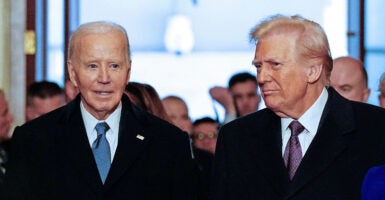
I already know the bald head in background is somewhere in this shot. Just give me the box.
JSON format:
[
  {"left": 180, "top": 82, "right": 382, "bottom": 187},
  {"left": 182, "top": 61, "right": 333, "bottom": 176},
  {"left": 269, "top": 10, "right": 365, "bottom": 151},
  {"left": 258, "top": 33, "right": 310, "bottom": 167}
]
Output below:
[
  {"left": 330, "top": 56, "right": 370, "bottom": 102},
  {"left": 162, "top": 96, "right": 193, "bottom": 135}
]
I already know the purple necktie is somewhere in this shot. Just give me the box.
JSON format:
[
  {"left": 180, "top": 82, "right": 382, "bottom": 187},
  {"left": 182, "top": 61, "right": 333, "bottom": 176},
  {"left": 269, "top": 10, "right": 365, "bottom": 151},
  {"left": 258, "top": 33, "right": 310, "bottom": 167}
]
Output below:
[{"left": 283, "top": 120, "right": 305, "bottom": 180}]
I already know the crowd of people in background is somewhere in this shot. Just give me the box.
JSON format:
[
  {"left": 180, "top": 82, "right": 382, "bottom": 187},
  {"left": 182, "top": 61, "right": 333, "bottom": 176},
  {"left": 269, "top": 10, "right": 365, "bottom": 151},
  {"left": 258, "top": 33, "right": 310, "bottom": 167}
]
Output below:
[{"left": 1, "top": 14, "right": 385, "bottom": 199}]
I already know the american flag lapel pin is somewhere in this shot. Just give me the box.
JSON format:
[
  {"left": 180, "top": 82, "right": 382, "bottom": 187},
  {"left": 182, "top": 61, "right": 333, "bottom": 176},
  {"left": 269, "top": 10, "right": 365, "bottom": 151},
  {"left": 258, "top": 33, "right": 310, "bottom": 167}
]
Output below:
[{"left": 136, "top": 134, "right": 145, "bottom": 140}]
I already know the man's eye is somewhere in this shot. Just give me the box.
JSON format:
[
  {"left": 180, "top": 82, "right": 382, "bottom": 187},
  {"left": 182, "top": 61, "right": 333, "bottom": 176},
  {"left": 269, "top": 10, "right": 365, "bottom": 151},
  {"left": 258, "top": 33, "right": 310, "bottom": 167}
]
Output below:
[
  {"left": 341, "top": 86, "right": 351, "bottom": 92},
  {"left": 252, "top": 61, "right": 262, "bottom": 69},
  {"left": 88, "top": 64, "right": 97, "bottom": 69},
  {"left": 233, "top": 95, "right": 242, "bottom": 100},
  {"left": 248, "top": 92, "right": 257, "bottom": 98},
  {"left": 271, "top": 62, "right": 281, "bottom": 68},
  {"left": 111, "top": 64, "right": 119, "bottom": 69}
]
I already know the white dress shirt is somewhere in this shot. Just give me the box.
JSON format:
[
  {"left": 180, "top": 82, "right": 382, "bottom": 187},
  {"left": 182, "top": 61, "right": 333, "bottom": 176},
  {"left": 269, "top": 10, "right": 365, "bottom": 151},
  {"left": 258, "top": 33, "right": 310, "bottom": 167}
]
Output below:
[
  {"left": 281, "top": 88, "right": 328, "bottom": 156},
  {"left": 81, "top": 101, "right": 122, "bottom": 162}
]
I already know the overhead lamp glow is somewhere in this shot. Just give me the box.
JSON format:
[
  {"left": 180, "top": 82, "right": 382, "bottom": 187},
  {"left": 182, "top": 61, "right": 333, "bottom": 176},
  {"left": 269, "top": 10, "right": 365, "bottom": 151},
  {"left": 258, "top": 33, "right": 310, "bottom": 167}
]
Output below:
[{"left": 164, "top": 14, "right": 195, "bottom": 55}]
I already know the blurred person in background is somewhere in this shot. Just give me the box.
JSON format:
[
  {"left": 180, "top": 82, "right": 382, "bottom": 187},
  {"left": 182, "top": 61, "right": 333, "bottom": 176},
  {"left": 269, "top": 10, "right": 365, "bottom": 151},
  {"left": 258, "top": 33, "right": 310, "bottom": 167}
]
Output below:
[
  {"left": 125, "top": 82, "right": 169, "bottom": 121},
  {"left": 26, "top": 80, "right": 65, "bottom": 121},
  {"left": 162, "top": 95, "right": 193, "bottom": 136},
  {"left": 0, "top": 90, "right": 13, "bottom": 142},
  {"left": 0, "top": 89, "right": 14, "bottom": 195},
  {"left": 378, "top": 72, "right": 385, "bottom": 108},
  {"left": 192, "top": 117, "right": 218, "bottom": 154},
  {"left": 361, "top": 163, "right": 385, "bottom": 200},
  {"left": 162, "top": 95, "right": 213, "bottom": 200},
  {"left": 210, "top": 72, "right": 260, "bottom": 124},
  {"left": 330, "top": 56, "right": 370, "bottom": 102}
]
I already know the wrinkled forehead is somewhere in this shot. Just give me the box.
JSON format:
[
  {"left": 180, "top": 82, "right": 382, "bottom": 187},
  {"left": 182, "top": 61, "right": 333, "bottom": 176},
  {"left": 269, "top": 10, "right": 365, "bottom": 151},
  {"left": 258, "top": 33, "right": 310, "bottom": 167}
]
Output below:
[
  {"left": 69, "top": 24, "right": 129, "bottom": 59},
  {"left": 75, "top": 30, "right": 127, "bottom": 48},
  {"left": 255, "top": 33, "right": 300, "bottom": 61},
  {"left": 256, "top": 30, "right": 300, "bottom": 48}
]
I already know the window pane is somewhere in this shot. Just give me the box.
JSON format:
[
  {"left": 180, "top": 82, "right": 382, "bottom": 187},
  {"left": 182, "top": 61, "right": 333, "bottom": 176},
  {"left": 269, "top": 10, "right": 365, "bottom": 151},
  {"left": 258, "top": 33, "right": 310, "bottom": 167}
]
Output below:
[
  {"left": 365, "top": 0, "right": 385, "bottom": 106},
  {"left": 46, "top": 0, "right": 64, "bottom": 87}
]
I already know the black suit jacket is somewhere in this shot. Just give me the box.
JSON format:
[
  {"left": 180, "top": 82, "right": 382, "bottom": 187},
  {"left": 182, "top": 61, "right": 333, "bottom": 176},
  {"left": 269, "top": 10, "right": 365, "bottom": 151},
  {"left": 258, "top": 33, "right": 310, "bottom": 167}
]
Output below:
[
  {"left": 193, "top": 147, "right": 213, "bottom": 200},
  {"left": 5, "top": 95, "right": 199, "bottom": 200},
  {"left": 211, "top": 88, "right": 385, "bottom": 200},
  {"left": 0, "top": 143, "right": 6, "bottom": 198}
]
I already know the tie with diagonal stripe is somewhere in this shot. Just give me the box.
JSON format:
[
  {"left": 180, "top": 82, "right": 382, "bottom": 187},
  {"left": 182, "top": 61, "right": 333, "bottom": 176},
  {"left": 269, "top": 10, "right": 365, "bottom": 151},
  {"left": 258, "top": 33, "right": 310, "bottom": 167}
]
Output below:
[
  {"left": 283, "top": 120, "right": 305, "bottom": 180},
  {"left": 92, "top": 122, "right": 111, "bottom": 184}
]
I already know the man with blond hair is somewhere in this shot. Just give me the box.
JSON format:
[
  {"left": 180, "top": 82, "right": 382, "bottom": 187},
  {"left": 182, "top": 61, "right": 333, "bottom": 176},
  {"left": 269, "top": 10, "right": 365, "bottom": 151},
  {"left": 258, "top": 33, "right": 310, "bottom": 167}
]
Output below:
[{"left": 211, "top": 15, "right": 385, "bottom": 199}]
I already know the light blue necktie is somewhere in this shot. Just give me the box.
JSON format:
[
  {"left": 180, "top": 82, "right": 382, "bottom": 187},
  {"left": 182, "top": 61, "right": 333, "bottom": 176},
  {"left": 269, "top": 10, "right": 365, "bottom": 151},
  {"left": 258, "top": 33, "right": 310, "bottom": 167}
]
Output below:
[{"left": 92, "top": 122, "right": 111, "bottom": 184}]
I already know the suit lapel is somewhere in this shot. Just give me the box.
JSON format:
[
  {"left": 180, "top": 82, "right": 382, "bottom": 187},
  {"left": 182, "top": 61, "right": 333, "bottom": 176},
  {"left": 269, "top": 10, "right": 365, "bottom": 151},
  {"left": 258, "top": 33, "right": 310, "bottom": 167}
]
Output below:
[
  {"left": 103, "top": 96, "right": 153, "bottom": 190},
  {"left": 59, "top": 95, "right": 155, "bottom": 193},
  {"left": 286, "top": 88, "right": 355, "bottom": 198},
  {"left": 61, "top": 96, "right": 103, "bottom": 192},
  {"left": 248, "top": 110, "right": 290, "bottom": 196}
]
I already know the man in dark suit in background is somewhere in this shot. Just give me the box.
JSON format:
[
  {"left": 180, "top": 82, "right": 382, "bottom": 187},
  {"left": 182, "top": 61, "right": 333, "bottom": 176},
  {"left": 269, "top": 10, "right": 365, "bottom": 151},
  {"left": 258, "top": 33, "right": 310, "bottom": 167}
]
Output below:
[
  {"left": 5, "top": 21, "right": 198, "bottom": 199},
  {"left": 211, "top": 15, "right": 385, "bottom": 200},
  {"left": 162, "top": 95, "right": 213, "bottom": 200},
  {"left": 26, "top": 80, "right": 65, "bottom": 121}
]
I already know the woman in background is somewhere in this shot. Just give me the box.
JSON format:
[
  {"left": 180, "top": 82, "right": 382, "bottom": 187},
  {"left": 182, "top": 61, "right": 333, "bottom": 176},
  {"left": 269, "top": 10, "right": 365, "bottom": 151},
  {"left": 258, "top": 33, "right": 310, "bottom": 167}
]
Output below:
[
  {"left": 362, "top": 165, "right": 385, "bottom": 200},
  {"left": 125, "top": 82, "right": 169, "bottom": 121}
]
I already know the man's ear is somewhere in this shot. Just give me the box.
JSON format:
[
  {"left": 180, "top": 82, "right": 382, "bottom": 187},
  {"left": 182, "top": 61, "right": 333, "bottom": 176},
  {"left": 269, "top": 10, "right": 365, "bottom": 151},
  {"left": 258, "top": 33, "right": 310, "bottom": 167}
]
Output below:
[
  {"left": 26, "top": 106, "right": 35, "bottom": 121},
  {"left": 363, "top": 88, "right": 371, "bottom": 102},
  {"left": 307, "top": 63, "right": 323, "bottom": 84},
  {"left": 67, "top": 60, "right": 78, "bottom": 87},
  {"left": 126, "top": 60, "right": 132, "bottom": 84}
]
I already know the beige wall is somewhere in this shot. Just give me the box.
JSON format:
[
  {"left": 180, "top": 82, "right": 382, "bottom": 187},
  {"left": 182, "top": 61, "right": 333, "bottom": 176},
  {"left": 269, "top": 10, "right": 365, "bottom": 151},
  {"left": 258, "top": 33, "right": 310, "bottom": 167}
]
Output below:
[
  {"left": 0, "top": 0, "right": 10, "bottom": 93},
  {"left": 1, "top": 0, "right": 26, "bottom": 132}
]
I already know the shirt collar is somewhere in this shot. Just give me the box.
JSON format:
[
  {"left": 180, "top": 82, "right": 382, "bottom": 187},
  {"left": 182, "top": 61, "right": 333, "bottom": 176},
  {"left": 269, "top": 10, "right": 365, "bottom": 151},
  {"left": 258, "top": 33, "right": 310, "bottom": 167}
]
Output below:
[
  {"left": 282, "top": 87, "right": 328, "bottom": 134},
  {"left": 80, "top": 101, "right": 122, "bottom": 137}
]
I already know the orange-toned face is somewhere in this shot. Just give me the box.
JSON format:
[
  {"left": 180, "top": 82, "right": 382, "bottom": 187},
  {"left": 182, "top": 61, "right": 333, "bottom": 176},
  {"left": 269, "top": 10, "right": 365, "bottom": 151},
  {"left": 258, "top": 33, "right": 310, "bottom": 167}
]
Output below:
[
  {"left": 68, "top": 31, "right": 131, "bottom": 120},
  {"left": 253, "top": 34, "right": 317, "bottom": 118}
]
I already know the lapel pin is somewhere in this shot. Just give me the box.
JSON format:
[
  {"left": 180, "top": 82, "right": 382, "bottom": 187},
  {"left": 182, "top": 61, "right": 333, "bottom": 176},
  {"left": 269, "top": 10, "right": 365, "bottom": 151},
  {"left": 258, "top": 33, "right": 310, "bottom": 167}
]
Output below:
[{"left": 136, "top": 134, "right": 145, "bottom": 140}]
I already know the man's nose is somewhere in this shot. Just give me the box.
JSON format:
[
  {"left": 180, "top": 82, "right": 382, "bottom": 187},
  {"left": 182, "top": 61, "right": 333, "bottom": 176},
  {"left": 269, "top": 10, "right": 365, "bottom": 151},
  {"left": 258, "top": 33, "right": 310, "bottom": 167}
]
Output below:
[{"left": 98, "top": 67, "right": 111, "bottom": 83}]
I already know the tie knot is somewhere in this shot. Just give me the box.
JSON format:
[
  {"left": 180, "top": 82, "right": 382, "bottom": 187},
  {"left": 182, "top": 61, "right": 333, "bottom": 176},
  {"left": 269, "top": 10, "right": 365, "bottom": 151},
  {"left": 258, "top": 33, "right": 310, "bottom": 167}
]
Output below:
[
  {"left": 95, "top": 122, "right": 110, "bottom": 136},
  {"left": 289, "top": 120, "right": 304, "bottom": 137}
]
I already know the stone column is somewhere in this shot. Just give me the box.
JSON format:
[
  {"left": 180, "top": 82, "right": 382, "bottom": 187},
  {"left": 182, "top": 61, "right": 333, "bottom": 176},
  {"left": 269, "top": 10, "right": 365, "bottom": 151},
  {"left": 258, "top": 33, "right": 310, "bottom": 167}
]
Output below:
[
  {"left": 0, "top": 0, "right": 11, "bottom": 92},
  {"left": 9, "top": 0, "right": 26, "bottom": 129}
]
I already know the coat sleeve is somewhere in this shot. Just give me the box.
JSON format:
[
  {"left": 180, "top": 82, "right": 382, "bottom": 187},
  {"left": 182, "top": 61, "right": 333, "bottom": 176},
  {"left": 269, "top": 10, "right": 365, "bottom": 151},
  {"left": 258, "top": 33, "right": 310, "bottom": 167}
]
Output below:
[
  {"left": 4, "top": 126, "right": 31, "bottom": 200},
  {"left": 210, "top": 127, "right": 229, "bottom": 200}
]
